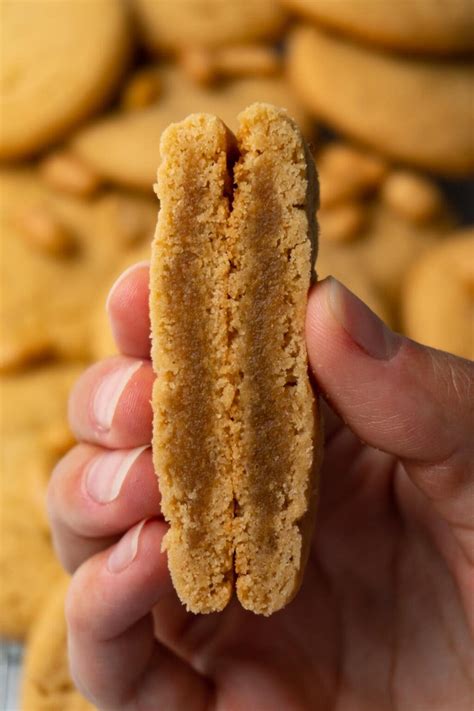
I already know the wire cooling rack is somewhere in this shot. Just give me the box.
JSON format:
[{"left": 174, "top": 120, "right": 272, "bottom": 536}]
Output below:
[{"left": 0, "top": 641, "right": 22, "bottom": 711}]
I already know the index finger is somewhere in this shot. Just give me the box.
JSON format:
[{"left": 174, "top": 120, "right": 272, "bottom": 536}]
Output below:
[{"left": 106, "top": 261, "right": 151, "bottom": 358}]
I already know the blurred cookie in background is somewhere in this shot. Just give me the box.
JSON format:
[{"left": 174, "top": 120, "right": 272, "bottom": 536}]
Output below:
[
  {"left": 287, "top": 25, "right": 474, "bottom": 175},
  {"left": 91, "top": 242, "right": 152, "bottom": 361},
  {"left": 21, "top": 575, "right": 95, "bottom": 711},
  {"left": 317, "top": 243, "right": 392, "bottom": 327},
  {"left": 72, "top": 66, "right": 312, "bottom": 192},
  {"left": 0, "top": 364, "right": 81, "bottom": 638},
  {"left": 0, "top": 170, "right": 156, "bottom": 368},
  {"left": 0, "top": 0, "right": 131, "bottom": 160},
  {"left": 283, "top": 0, "right": 474, "bottom": 54},
  {"left": 132, "top": 0, "right": 287, "bottom": 54},
  {"left": 403, "top": 229, "right": 474, "bottom": 360}
]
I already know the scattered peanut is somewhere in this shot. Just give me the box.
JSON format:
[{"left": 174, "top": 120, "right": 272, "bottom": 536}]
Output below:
[
  {"left": 121, "top": 69, "right": 162, "bottom": 111},
  {"left": 13, "top": 205, "right": 75, "bottom": 256},
  {"left": 318, "top": 143, "right": 388, "bottom": 208},
  {"left": 180, "top": 44, "right": 281, "bottom": 85},
  {"left": 39, "top": 151, "right": 102, "bottom": 197},
  {"left": 381, "top": 170, "right": 445, "bottom": 223},
  {"left": 0, "top": 337, "right": 54, "bottom": 373},
  {"left": 319, "top": 202, "right": 368, "bottom": 243},
  {"left": 180, "top": 48, "right": 216, "bottom": 85}
]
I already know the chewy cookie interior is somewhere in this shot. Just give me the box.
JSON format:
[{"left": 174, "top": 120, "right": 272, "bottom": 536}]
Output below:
[{"left": 150, "top": 103, "right": 320, "bottom": 616}]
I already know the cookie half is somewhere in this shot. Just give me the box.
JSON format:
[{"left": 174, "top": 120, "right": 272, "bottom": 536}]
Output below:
[
  {"left": 150, "top": 114, "right": 235, "bottom": 613},
  {"left": 150, "top": 104, "right": 320, "bottom": 616},
  {"left": 228, "top": 104, "right": 319, "bottom": 615}
]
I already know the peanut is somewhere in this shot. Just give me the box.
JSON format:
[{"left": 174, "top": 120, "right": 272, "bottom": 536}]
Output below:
[
  {"left": 381, "top": 170, "right": 445, "bottom": 223},
  {"left": 180, "top": 48, "right": 216, "bottom": 86},
  {"left": 40, "top": 151, "right": 102, "bottom": 197},
  {"left": 42, "top": 420, "right": 76, "bottom": 458},
  {"left": 0, "top": 337, "right": 54, "bottom": 373},
  {"left": 319, "top": 203, "right": 368, "bottom": 243},
  {"left": 180, "top": 44, "right": 281, "bottom": 86},
  {"left": 318, "top": 143, "right": 388, "bottom": 208},
  {"left": 121, "top": 69, "right": 162, "bottom": 111},
  {"left": 13, "top": 205, "right": 75, "bottom": 256}
]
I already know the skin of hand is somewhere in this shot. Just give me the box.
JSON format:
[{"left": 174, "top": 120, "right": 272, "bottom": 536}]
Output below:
[{"left": 47, "top": 262, "right": 474, "bottom": 711}]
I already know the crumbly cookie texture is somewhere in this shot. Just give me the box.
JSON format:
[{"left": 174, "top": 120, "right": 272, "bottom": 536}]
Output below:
[
  {"left": 21, "top": 575, "right": 95, "bottom": 711},
  {"left": 229, "top": 104, "right": 319, "bottom": 615},
  {"left": 151, "top": 114, "right": 235, "bottom": 614},
  {"left": 0, "top": 0, "right": 130, "bottom": 159},
  {"left": 287, "top": 24, "right": 474, "bottom": 175},
  {"left": 150, "top": 104, "right": 320, "bottom": 616},
  {"left": 402, "top": 229, "right": 474, "bottom": 360}
]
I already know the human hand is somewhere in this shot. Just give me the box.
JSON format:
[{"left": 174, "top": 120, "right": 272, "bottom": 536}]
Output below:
[{"left": 48, "top": 263, "right": 474, "bottom": 710}]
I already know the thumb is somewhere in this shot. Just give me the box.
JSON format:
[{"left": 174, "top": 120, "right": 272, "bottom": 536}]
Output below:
[{"left": 306, "top": 277, "right": 473, "bottom": 551}]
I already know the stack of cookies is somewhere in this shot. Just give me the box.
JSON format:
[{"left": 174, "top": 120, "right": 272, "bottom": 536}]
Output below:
[
  {"left": 283, "top": 0, "right": 473, "bottom": 343},
  {"left": 0, "top": 1, "right": 472, "bottom": 709}
]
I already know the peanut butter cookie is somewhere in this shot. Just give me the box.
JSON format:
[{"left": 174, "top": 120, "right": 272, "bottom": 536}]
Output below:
[
  {"left": 0, "top": 0, "right": 129, "bottom": 159},
  {"left": 21, "top": 575, "right": 95, "bottom": 711},
  {"left": 283, "top": 0, "right": 474, "bottom": 54},
  {"left": 287, "top": 25, "right": 474, "bottom": 175},
  {"left": 150, "top": 104, "right": 320, "bottom": 616},
  {"left": 402, "top": 229, "right": 474, "bottom": 359}
]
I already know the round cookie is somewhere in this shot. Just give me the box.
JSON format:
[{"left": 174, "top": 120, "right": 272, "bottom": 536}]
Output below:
[
  {"left": 287, "top": 25, "right": 474, "bottom": 175},
  {"left": 0, "top": 0, "right": 130, "bottom": 160},
  {"left": 21, "top": 575, "right": 95, "bottom": 711},
  {"left": 0, "top": 364, "right": 81, "bottom": 639},
  {"left": 132, "top": 0, "right": 287, "bottom": 53},
  {"left": 0, "top": 170, "right": 156, "bottom": 367},
  {"left": 72, "top": 66, "right": 312, "bottom": 191},
  {"left": 283, "top": 0, "right": 474, "bottom": 54},
  {"left": 402, "top": 229, "right": 474, "bottom": 360}
]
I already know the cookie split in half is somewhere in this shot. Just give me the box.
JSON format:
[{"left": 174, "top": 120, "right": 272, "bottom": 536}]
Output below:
[{"left": 150, "top": 103, "right": 320, "bottom": 616}]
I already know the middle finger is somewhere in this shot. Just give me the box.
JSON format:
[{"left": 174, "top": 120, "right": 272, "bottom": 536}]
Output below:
[
  {"left": 68, "top": 355, "right": 154, "bottom": 449},
  {"left": 48, "top": 443, "right": 161, "bottom": 573}
]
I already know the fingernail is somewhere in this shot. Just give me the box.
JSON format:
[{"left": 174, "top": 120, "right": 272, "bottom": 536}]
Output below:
[
  {"left": 85, "top": 445, "right": 149, "bottom": 504},
  {"left": 105, "top": 261, "right": 150, "bottom": 314},
  {"left": 326, "top": 277, "right": 400, "bottom": 360},
  {"left": 93, "top": 360, "right": 143, "bottom": 431},
  {"left": 107, "top": 519, "right": 148, "bottom": 574}
]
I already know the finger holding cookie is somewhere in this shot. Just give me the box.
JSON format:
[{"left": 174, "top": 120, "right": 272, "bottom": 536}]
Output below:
[
  {"left": 47, "top": 443, "right": 159, "bottom": 573},
  {"left": 307, "top": 278, "right": 474, "bottom": 577}
]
